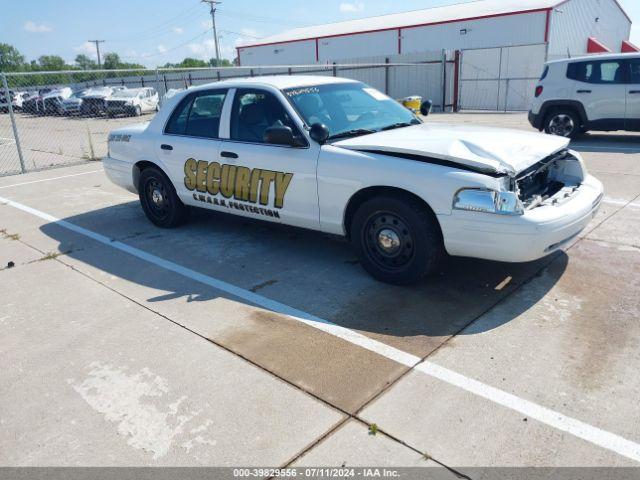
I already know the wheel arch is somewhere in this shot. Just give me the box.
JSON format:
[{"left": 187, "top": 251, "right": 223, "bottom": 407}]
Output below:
[
  {"left": 133, "top": 160, "right": 170, "bottom": 192},
  {"left": 343, "top": 186, "right": 441, "bottom": 239},
  {"left": 540, "top": 100, "right": 588, "bottom": 126}
]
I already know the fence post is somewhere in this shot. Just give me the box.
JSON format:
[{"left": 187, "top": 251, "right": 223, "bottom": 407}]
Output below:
[
  {"left": 141, "top": 76, "right": 145, "bottom": 87},
  {"left": 504, "top": 78, "right": 510, "bottom": 113},
  {"left": 155, "top": 68, "right": 162, "bottom": 107},
  {"left": 441, "top": 49, "right": 447, "bottom": 113},
  {"left": 332, "top": 62, "right": 337, "bottom": 77},
  {"left": 384, "top": 58, "right": 390, "bottom": 95},
  {"left": 188, "top": 73, "right": 193, "bottom": 86},
  {"left": 1, "top": 73, "right": 26, "bottom": 174}
]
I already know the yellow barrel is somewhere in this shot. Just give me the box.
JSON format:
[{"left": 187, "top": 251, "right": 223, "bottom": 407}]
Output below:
[{"left": 402, "top": 96, "right": 422, "bottom": 113}]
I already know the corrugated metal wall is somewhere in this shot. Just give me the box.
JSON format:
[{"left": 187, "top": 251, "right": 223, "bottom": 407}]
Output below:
[
  {"left": 401, "top": 11, "right": 547, "bottom": 54},
  {"left": 548, "top": 0, "right": 632, "bottom": 60},
  {"left": 238, "top": 11, "right": 548, "bottom": 66}
]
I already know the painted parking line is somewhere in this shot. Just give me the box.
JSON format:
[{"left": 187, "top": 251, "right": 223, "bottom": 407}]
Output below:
[
  {"left": 0, "top": 170, "right": 102, "bottom": 189},
  {"left": 2, "top": 194, "right": 640, "bottom": 464}
]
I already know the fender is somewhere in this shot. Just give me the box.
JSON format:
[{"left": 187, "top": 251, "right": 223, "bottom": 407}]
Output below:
[{"left": 539, "top": 100, "right": 588, "bottom": 125}]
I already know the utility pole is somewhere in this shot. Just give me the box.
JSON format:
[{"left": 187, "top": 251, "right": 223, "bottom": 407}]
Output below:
[
  {"left": 88, "top": 40, "right": 105, "bottom": 69},
  {"left": 201, "top": 0, "right": 221, "bottom": 66}
]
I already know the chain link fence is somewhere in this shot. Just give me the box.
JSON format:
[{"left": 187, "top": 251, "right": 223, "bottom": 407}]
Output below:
[{"left": 1, "top": 57, "right": 454, "bottom": 177}]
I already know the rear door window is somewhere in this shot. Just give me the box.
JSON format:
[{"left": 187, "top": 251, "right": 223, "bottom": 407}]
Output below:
[
  {"left": 567, "top": 60, "right": 627, "bottom": 84},
  {"left": 165, "top": 90, "right": 227, "bottom": 138}
]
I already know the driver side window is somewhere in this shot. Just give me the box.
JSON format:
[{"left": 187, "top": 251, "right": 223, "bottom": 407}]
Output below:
[{"left": 230, "top": 89, "right": 299, "bottom": 144}]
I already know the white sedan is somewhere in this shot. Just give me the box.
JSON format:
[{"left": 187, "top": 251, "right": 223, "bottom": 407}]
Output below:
[{"left": 104, "top": 76, "right": 603, "bottom": 284}]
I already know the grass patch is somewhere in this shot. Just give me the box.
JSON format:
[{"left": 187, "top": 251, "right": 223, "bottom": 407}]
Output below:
[
  {"left": 5, "top": 233, "right": 19, "bottom": 241},
  {"left": 39, "top": 252, "right": 62, "bottom": 261},
  {"left": 368, "top": 423, "right": 378, "bottom": 436}
]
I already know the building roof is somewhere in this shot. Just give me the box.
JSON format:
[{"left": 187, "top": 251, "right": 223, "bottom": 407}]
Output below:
[
  {"left": 238, "top": 0, "right": 632, "bottom": 49},
  {"left": 238, "top": 0, "right": 561, "bottom": 49}
]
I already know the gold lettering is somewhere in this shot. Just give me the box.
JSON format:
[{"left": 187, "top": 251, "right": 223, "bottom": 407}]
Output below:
[
  {"left": 249, "top": 168, "right": 262, "bottom": 203},
  {"left": 206, "top": 162, "right": 221, "bottom": 195},
  {"left": 274, "top": 172, "right": 293, "bottom": 209},
  {"left": 258, "top": 170, "right": 276, "bottom": 206},
  {"left": 196, "top": 160, "right": 208, "bottom": 193},
  {"left": 184, "top": 158, "right": 197, "bottom": 190},
  {"left": 220, "top": 164, "right": 237, "bottom": 198},
  {"left": 234, "top": 166, "right": 251, "bottom": 202}
]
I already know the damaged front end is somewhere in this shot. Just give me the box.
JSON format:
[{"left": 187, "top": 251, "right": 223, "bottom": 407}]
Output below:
[
  {"left": 453, "top": 149, "right": 586, "bottom": 216},
  {"left": 514, "top": 149, "right": 585, "bottom": 211}
]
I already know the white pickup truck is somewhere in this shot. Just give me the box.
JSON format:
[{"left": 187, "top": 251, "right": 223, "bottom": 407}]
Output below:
[{"left": 104, "top": 76, "right": 603, "bottom": 284}]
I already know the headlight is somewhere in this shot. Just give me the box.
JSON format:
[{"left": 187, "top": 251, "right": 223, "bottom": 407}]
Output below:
[{"left": 453, "top": 189, "right": 524, "bottom": 216}]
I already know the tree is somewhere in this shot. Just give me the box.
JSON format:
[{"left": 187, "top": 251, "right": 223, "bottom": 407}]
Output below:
[
  {"left": 0, "top": 43, "right": 26, "bottom": 72},
  {"left": 75, "top": 54, "right": 97, "bottom": 70},
  {"left": 102, "top": 52, "right": 144, "bottom": 70},
  {"left": 103, "top": 52, "right": 121, "bottom": 70},
  {"left": 37, "top": 55, "right": 68, "bottom": 71},
  {"left": 209, "top": 58, "right": 232, "bottom": 67}
]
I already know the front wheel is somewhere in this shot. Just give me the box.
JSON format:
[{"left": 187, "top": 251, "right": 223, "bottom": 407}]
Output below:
[
  {"left": 544, "top": 109, "right": 581, "bottom": 138},
  {"left": 138, "top": 167, "right": 189, "bottom": 228},
  {"left": 350, "top": 195, "right": 443, "bottom": 285}
]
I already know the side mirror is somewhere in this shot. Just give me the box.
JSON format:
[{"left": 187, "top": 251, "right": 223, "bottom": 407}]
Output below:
[
  {"left": 309, "top": 123, "right": 330, "bottom": 144},
  {"left": 264, "top": 125, "right": 296, "bottom": 146},
  {"left": 420, "top": 100, "right": 433, "bottom": 117}
]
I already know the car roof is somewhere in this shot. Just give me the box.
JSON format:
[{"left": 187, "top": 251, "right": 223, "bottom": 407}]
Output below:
[
  {"left": 187, "top": 75, "right": 359, "bottom": 93},
  {"left": 547, "top": 52, "right": 640, "bottom": 65}
]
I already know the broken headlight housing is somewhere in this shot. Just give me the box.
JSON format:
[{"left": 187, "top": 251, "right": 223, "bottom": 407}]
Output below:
[{"left": 453, "top": 188, "right": 524, "bottom": 216}]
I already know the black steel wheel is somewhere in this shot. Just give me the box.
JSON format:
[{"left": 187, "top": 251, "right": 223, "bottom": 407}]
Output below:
[
  {"left": 351, "top": 194, "right": 443, "bottom": 285},
  {"left": 138, "top": 167, "right": 189, "bottom": 228}
]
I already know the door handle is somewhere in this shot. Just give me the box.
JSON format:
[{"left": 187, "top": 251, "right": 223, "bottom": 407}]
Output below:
[
  {"left": 576, "top": 90, "right": 592, "bottom": 94},
  {"left": 629, "top": 90, "right": 640, "bottom": 94},
  {"left": 221, "top": 151, "right": 238, "bottom": 159},
  {"left": 161, "top": 144, "right": 173, "bottom": 151}
]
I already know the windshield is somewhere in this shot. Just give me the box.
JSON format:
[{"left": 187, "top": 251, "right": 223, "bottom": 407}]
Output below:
[{"left": 284, "top": 82, "right": 420, "bottom": 140}]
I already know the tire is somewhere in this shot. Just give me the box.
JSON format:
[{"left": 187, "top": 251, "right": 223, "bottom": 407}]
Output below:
[
  {"left": 350, "top": 194, "right": 443, "bottom": 285},
  {"left": 134, "top": 105, "right": 142, "bottom": 117},
  {"left": 138, "top": 167, "right": 189, "bottom": 228},
  {"left": 544, "top": 109, "right": 581, "bottom": 138}
]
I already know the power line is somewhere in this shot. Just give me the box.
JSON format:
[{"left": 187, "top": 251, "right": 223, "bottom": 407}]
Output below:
[{"left": 124, "top": 28, "right": 212, "bottom": 59}]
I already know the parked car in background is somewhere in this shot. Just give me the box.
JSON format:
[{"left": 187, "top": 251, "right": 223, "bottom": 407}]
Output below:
[
  {"left": 60, "top": 90, "right": 89, "bottom": 115},
  {"left": 529, "top": 53, "right": 640, "bottom": 137},
  {"left": 42, "top": 87, "right": 74, "bottom": 115},
  {"left": 0, "top": 90, "right": 30, "bottom": 113},
  {"left": 22, "top": 88, "right": 54, "bottom": 114},
  {"left": 106, "top": 87, "right": 159, "bottom": 117},
  {"left": 80, "top": 86, "right": 121, "bottom": 116}
]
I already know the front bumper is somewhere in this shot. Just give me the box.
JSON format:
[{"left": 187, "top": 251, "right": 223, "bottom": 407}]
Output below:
[{"left": 438, "top": 174, "right": 603, "bottom": 263}]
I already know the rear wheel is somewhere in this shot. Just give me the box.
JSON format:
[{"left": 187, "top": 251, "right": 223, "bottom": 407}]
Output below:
[
  {"left": 138, "top": 167, "right": 189, "bottom": 228},
  {"left": 544, "top": 109, "right": 581, "bottom": 138},
  {"left": 350, "top": 195, "right": 443, "bottom": 285}
]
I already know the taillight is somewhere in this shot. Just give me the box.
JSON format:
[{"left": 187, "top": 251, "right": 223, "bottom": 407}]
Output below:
[{"left": 535, "top": 86, "right": 544, "bottom": 97}]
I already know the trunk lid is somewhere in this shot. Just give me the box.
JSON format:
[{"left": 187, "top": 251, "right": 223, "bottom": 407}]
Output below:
[{"left": 333, "top": 123, "right": 569, "bottom": 176}]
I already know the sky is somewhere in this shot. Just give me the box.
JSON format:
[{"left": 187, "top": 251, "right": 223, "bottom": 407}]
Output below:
[{"left": 1, "top": 0, "right": 639, "bottom": 68}]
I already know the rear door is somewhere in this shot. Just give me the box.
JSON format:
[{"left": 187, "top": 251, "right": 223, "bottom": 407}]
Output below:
[
  {"left": 627, "top": 58, "right": 640, "bottom": 130},
  {"left": 567, "top": 59, "right": 627, "bottom": 128},
  {"left": 155, "top": 88, "right": 229, "bottom": 206}
]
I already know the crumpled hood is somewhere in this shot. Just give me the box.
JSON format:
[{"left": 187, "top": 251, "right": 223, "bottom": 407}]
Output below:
[{"left": 334, "top": 123, "right": 570, "bottom": 176}]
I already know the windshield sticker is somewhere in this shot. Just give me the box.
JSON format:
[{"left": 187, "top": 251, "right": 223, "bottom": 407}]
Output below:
[
  {"left": 363, "top": 88, "right": 390, "bottom": 101},
  {"left": 285, "top": 87, "right": 320, "bottom": 97},
  {"left": 183, "top": 159, "right": 293, "bottom": 218}
]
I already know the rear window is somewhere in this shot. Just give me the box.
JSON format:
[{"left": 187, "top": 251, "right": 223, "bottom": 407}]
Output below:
[
  {"left": 566, "top": 60, "right": 626, "bottom": 84},
  {"left": 165, "top": 90, "right": 227, "bottom": 138}
]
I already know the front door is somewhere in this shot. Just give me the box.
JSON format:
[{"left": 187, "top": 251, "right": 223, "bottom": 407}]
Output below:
[{"left": 215, "top": 87, "right": 320, "bottom": 230}]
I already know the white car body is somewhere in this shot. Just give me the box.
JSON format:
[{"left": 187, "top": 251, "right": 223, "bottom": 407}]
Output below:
[
  {"left": 104, "top": 76, "right": 603, "bottom": 270},
  {"left": 106, "top": 87, "right": 159, "bottom": 117},
  {"left": 529, "top": 53, "right": 640, "bottom": 136}
]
